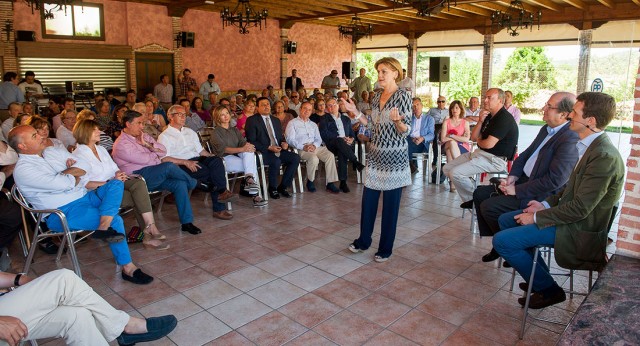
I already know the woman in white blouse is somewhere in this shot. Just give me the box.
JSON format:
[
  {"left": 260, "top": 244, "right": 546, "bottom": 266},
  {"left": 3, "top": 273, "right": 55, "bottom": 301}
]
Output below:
[
  {"left": 72, "top": 119, "right": 168, "bottom": 250},
  {"left": 27, "top": 116, "right": 66, "bottom": 151}
]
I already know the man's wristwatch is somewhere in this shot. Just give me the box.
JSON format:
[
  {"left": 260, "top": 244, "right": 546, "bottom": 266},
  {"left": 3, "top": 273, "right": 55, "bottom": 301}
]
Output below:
[{"left": 14, "top": 273, "right": 24, "bottom": 287}]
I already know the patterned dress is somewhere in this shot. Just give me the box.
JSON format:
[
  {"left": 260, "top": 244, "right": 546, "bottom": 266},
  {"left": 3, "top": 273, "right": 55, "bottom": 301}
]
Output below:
[{"left": 364, "top": 89, "right": 412, "bottom": 191}]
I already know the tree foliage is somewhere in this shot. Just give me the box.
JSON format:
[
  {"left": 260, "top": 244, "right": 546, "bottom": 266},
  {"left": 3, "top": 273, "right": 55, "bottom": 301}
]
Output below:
[{"left": 496, "top": 47, "right": 557, "bottom": 107}]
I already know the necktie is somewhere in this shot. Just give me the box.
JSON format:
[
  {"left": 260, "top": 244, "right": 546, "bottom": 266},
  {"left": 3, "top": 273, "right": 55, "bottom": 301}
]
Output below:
[{"left": 265, "top": 117, "right": 280, "bottom": 157}]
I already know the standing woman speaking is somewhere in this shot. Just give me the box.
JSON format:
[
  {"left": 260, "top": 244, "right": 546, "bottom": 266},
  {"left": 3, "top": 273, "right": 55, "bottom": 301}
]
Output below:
[{"left": 343, "top": 57, "right": 412, "bottom": 262}]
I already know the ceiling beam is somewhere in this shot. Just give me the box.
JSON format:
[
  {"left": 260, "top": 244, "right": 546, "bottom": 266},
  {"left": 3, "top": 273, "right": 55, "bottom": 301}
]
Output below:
[
  {"left": 593, "top": 0, "right": 614, "bottom": 8},
  {"left": 558, "top": 0, "right": 587, "bottom": 10},
  {"left": 524, "top": 0, "right": 562, "bottom": 11},
  {"left": 454, "top": 4, "right": 493, "bottom": 16}
]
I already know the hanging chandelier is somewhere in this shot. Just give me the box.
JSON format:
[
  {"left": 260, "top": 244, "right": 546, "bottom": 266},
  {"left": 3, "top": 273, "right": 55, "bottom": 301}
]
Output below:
[
  {"left": 338, "top": 16, "right": 373, "bottom": 44},
  {"left": 220, "top": 0, "right": 268, "bottom": 35},
  {"left": 392, "top": 0, "right": 455, "bottom": 17},
  {"left": 491, "top": 0, "right": 542, "bottom": 37},
  {"left": 23, "top": 0, "right": 74, "bottom": 18}
]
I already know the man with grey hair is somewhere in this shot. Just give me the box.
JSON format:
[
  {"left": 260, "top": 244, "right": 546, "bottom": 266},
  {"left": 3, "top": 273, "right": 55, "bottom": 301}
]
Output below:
[
  {"left": 473, "top": 92, "right": 579, "bottom": 264},
  {"left": 444, "top": 88, "right": 518, "bottom": 206}
]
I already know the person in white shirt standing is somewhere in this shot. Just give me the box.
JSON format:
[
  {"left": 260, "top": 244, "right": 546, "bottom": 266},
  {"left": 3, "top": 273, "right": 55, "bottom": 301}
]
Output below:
[
  {"left": 153, "top": 74, "right": 173, "bottom": 112},
  {"left": 158, "top": 105, "right": 237, "bottom": 220},
  {"left": 199, "top": 73, "right": 220, "bottom": 110}
]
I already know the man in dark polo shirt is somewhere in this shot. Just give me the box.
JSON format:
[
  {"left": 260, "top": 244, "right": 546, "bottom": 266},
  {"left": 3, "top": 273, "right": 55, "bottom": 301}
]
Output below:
[{"left": 443, "top": 88, "right": 518, "bottom": 206}]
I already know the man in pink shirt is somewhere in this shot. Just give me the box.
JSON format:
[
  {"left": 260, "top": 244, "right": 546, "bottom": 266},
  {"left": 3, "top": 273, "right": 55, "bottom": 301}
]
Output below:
[{"left": 111, "top": 110, "right": 204, "bottom": 235}]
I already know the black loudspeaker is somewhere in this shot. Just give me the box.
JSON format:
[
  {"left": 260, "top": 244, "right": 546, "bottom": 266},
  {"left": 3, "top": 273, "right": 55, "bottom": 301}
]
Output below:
[
  {"left": 16, "top": 30, "right": 36, "bottom": 42},
  {"left": 285, "top": 41, "right": 297, "bottom": 54},
  {"left": 429, "top": 57, "right": 450, "bottom": 83},
  {"left": 342, "top": 61, "right": 356, "bottom": 79},
  {"left": 181, "top": 32, "right": 195, "bottom": 48}
]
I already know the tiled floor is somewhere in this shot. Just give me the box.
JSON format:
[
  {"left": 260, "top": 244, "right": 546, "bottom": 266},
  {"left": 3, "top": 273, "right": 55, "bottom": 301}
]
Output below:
[{"left": 12, "top": 171, "right": 597, "bottom": 346}]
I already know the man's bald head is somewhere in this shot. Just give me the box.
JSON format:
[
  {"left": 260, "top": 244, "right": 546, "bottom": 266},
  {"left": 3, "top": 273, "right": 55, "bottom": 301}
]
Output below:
[{"left": 8, "top": 125, "right": 40, "bottom": 154}]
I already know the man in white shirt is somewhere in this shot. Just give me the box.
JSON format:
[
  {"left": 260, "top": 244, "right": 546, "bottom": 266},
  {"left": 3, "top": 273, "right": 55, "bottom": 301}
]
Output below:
[
  {"left": 465, "top": 96, "right": 480, "bottom": 126},
  {"left": 288, "top": 91, "right": 302, "bottom": 114},
  {"left": 9, "top": 125, "right": 155, "bottom": 285},
  {"left": 158, "top": 105, "right": 237, "bottom": 220},
  {"left": 18, "top": 71, "right": 44, "bottom": 101},
  {"left": 397, "top": 69, "right": 413, "bottom": 95},
  {"left": 285, "top": 102, "right": 340, "bottom": 193},
  {"left": 1, "top": 103, "right": 22, "bottom": 140}
]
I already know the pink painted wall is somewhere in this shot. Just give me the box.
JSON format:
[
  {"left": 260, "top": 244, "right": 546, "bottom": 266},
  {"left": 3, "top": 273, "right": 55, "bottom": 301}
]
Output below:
[
  {"left": 180, "top": 9, "right": 281, "bottom": 91},
  {"left": 287, "top": 23, "right": 353, "bottom": 89},
  {"left": 12, "top": 1, "right": 352, "bottom": 91}
]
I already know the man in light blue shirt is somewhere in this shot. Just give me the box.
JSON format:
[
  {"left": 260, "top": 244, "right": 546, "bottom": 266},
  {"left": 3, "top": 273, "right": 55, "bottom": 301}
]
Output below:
[{"left": 0, "top": 72, "right": 25, "bottom": 122}]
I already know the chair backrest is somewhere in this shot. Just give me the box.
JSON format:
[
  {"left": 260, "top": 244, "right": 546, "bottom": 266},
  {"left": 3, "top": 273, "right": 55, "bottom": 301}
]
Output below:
[{"left": 197, "top": 127, "right": 215, "bottom": 153}]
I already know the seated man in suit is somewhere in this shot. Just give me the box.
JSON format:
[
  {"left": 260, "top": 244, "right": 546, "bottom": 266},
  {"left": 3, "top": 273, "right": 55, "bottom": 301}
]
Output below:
[
  {"left": 9, "top": 125, "right": 154, "bottom": 285},
  {"left": 158, "top": 105, "right": 237, "bottom": 220},
  {"left": 407, "top": 97, "right": 435, "bottom": 174},
  {"left": 319, "top": 98, "right": 365, "bottom": 193},
  {"left": 494, "top": 92, "right": 624, "bottom": 309},
  {"left": 245, "top": 97, "right": 300, "bottom": 199},
  {"left": 476, "top": 92, "right": 579, "bottom": 263},
  {"left": 286, "top": 101, "right": 340, "bottom": 193},
  {"left": 0, "top": 269, "right": 176, "bottom": 345},
  {"left": 112, "top": 110, "right": 203, "bottom": 235}
]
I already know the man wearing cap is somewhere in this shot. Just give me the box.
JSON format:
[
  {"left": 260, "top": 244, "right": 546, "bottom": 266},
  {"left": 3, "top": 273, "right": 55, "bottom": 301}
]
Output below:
[{"left": 321, "top": 70, "right": 341, "bottom": 97}]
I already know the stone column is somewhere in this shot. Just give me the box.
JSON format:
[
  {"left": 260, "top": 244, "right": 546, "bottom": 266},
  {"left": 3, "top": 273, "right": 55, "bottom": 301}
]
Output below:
[
  {"left": 481, "top": 33, "right": 494, "bottom": 96},
  {"left": 617, "top": 54, "right": 640, "bottom": 259},
  {"left": 406, "top": 32, "right": 418, "bottom": 97},
  {"left": 280, "top": 28, "right": 290, "bottom": 91},
  {"left": 576, "top": 29, "right": 593, "bottom": 94}
]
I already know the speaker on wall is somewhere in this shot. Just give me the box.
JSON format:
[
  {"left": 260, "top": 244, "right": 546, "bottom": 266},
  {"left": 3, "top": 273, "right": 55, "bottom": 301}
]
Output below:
[
  {"left": 16, "top": 31, "right": 36, "bottom": 42},
  {"left": 285, "top": 41, "right": 297, "bottom": 54},
  {"left": 180, "top": 32, "right": 195, "bottom": 48},
  {"left": 342, "top": 61, "right": 356, "bottom": 79},
  {"left": 429, "top": 57, "right": 450, "bottom": 83}
]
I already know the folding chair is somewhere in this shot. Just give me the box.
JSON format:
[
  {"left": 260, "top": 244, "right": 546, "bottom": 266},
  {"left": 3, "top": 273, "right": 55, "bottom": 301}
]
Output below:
[{"left": 11, "top": 186, "right": 87, "bottom": 278}]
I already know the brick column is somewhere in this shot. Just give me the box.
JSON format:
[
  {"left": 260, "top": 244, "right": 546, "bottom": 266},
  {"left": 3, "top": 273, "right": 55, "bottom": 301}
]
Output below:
[
  {"left": 1, "top": 1, "right": 17, "bottom": 73},
  {"left": 617, "top": 56, "right": 640, "bottom": 259},
  {"left": 576, "top": 29, "right": 592, "bottom": 94},
  {"left": 172, "top": 16, "right": 183, "bottom": 99},
  {"left": 481, "top": 34, "right": 494, "bottom": 96},
  {"left": 280, "top": 28, "right": 289, "bottom": 91}
]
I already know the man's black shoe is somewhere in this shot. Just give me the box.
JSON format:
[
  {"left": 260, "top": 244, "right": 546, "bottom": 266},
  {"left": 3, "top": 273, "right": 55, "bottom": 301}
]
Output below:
[
  {"left": 91, "top": 228, "right": 125, "bottom": 243},
  {"left": 195, "top": 181, "right": 215, "bottom": 193},
  {"left": 277, "top": 188, "right": 292, "bottom": 198},
  {"left": 117, "top": 315, "right": 177, "bottom": 346},
  {"left": 502, "top": 261, "right": 512, "bottom": 268},
  {"left": 518, "top": 288, "right": 566, "bottom": 309},
  {"left": 39, "top": 240, "right": 61, "bottom": 255},
  {"left": 181, "top": 223, "right": 202, "bottom": 235},
  {"left": 269, "top": 189, "right": 280, "bottom": 199},
  {"left": 481, "top": 248, "right": 500, "bottom": 262},
  {"left": 460, "top": 200, "right": 473, "bottom": 209},
  {"left": 353, "top": 162, "right": 365, "bottom": 172},
  {"left": 340, "top": 181, "right": 350, "bottom": 193}
]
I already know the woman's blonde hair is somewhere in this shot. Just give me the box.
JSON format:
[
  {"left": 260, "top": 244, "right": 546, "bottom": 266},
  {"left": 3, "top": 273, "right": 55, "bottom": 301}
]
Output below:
[
  {"left": 212, "top": 105, "right": 231, "bottom": 127},
  {"left": 73, "top": 119, "right": 100, "bottom": 145},
  {"left": 77, "top": 109, "right": 96, "bottom": 122},
  {"left": 374, "top": 57, "right": 403, "bottom": 83}
]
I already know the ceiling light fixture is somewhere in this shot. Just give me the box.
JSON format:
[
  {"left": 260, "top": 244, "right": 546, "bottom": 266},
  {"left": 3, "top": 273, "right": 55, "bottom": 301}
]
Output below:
[
  {"left": 220, "top": 0, "right": 268, "bottom": 35},
  {"left": 393, "top": 0, "right": 455, "bottom": 17},
  {"left": 491, "top": 0, "right": 542, "bottom": 37},
  {"left": 338, "top": 16, "right": 373, "bottom": 44}
]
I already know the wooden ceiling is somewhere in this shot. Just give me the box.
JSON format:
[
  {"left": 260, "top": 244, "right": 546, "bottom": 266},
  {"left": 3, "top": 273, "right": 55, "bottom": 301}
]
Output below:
[{"left": 150, "top": 0, "right": 640, "bottom": 36}]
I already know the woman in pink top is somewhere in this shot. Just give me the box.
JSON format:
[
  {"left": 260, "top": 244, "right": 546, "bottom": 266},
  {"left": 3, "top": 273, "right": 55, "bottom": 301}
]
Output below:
[
  {"left": 235, "top": 100, "right": 255, "bottom": 137},
  {"left": 441, "top": 100, "right": 471, "bottom": 191}
]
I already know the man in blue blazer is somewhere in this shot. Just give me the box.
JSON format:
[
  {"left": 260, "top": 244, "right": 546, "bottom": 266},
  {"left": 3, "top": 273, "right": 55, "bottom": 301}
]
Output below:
[
  {"left": 319, "top": 98, "right": 364, "bottom": 193},
  {"left": 474, "top": 92, "right": 580, "bottom": 263},
  {"left": 407, "top": 97, "right": 435, "bottom": 174}
]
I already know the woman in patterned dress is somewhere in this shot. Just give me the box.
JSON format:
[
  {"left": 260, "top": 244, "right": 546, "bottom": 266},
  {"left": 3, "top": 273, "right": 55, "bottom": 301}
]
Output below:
[{"left": 343, "top": 57, "right": 412, "bottom": 262}]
